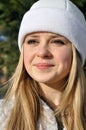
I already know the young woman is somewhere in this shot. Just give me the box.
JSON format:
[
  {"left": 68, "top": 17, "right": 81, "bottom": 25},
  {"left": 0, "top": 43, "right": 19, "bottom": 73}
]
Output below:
[{"left": 0, "top": 0, "right": 86, "bottom": 130}]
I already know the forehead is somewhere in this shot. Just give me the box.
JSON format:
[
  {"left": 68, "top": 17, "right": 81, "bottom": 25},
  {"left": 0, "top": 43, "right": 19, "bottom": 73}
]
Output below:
[
  {"left": 25, "top": 31, "right": 71, "bottom": 42},
  {"left": 27, "top": 32, "right": 60, "bottom": 37}
]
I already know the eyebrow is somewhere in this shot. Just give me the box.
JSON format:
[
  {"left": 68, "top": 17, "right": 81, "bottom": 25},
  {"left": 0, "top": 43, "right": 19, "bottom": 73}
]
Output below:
[
  {"left": 27, "top": 34, "right": 61, "bottom": 38},
  {"left": 26, "top": 33, "right": 71, "bottom": 43},
  {"left": 28, "top": 35, "right": 40, "bottom": 38},
  {"left": 27, "top": 35, "right": 68, "bottom": 41}
]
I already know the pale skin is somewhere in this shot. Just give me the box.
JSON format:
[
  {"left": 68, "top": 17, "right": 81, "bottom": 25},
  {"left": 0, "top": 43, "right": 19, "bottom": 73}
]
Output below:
[{"left": 23, "top": 32, "right": 72, "bottom": 109}]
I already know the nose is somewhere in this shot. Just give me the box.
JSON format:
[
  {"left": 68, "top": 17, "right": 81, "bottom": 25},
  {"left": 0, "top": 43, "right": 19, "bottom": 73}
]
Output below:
[{"left": 36, "top": 43, "right": 52, "bottom": 58}]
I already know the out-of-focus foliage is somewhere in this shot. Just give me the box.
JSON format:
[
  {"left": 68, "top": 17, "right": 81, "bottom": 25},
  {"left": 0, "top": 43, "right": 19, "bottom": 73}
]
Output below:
[
  {"left": 0, "top": 0, "right": 86, "bottom": 79},
  {"left": 0, "top": 0, "right": 37, "bottom": 78},
  {"left": 72, "top": 0, "right": 86, "bottom": 16}
]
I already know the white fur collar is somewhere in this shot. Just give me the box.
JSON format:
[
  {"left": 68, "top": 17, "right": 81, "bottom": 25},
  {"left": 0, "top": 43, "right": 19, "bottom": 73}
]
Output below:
[{"left": 37, "top": 99, "right": 66, "bottom": 130}]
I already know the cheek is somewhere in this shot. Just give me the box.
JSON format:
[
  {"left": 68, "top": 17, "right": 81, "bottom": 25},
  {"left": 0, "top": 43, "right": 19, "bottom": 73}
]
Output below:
[
  {"left": 61, "top": 52, "right": 72, "bottom": 64},
  {"left": 55, "top": 48, "right": 72, "bottom": 67},
  {"left": 23, "top": 46, "right": 33, "bottom": 70}
]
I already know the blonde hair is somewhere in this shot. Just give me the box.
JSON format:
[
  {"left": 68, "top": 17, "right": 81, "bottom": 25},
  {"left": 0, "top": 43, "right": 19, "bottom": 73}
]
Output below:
[
  {"left": 5, "top": 47, "right": 40, "bottom": 130},
  {"left": 55, "top": 44, "right": 86, "bottom": 130},
  {"left": 3, "top": 44, "right": 86, "bottom": 130}
]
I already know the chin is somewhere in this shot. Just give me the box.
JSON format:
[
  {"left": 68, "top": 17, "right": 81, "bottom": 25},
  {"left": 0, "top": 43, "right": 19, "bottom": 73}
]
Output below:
[{"left": 35, "top": 78, "right": 51, "bottom": 83}]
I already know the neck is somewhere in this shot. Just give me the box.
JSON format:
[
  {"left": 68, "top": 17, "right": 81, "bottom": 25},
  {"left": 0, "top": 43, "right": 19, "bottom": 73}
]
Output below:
[{"left": 39, "top": 78, "right": 68, "bottom": 110}]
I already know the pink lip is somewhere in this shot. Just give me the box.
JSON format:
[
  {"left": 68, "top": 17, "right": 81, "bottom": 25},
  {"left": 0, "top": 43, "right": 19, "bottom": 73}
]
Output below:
[{"left": 34, "top": 63, "right": 54, "bottom": 69}]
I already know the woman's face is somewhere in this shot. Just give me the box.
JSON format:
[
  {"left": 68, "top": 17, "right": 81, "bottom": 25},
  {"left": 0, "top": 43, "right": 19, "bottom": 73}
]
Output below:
[{"left": 23, "top": 32, "right": 72, "bottom": 84}]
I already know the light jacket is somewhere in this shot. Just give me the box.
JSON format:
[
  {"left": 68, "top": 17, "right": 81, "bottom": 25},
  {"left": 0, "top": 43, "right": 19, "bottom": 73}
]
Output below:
[{"left": 0, "top": 98, "right": 65, "bottom": 130}]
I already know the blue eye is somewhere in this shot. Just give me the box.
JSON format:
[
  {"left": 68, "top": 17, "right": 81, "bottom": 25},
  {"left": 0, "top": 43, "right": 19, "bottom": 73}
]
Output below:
[
  {"left": 27, "top": 39, "right": 37, "bottom": 44},
  {"left": 52, "top": 39, "right": 65, "bottom": 45}
]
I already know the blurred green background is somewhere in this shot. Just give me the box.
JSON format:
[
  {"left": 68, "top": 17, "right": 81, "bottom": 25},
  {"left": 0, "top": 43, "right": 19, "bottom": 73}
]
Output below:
[{"left": 0, "top": 0, "right": 86, "bottom": 85}]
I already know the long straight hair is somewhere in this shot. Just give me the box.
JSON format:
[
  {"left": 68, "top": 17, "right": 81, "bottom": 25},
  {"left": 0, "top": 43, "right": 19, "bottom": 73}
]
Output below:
[
  {"left": 4, "top": 44, "right": 86, "bottom": 130},
  {"left": 5, "top": 47, "right": 41, "bottom": 130},
  {"left": 55, "top": 44, "right": 86, "bottom": 130}
]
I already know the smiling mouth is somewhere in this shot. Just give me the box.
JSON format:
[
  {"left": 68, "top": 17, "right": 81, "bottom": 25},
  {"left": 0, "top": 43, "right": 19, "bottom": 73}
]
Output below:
[{"left": 34, "top": 63, "right": 54, "bottom": 69}]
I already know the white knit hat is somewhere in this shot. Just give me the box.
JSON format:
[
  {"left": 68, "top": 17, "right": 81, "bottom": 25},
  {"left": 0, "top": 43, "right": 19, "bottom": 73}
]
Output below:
[{"left": 18, "top": 0, "right": 86, "bottom": 64}]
